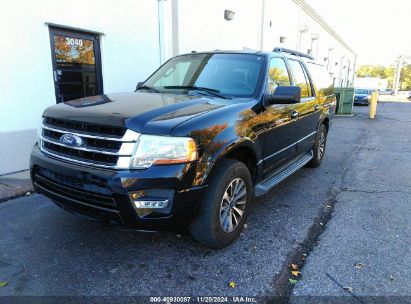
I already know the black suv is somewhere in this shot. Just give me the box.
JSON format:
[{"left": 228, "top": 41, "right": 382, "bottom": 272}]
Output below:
[{"left": 31, "top": 48, "right": 336, "bottom": 248}]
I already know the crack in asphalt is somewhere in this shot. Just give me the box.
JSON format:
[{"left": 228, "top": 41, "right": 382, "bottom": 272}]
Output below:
[
  {"left": 341, "top": 188, "right": 411, "bottom": 195},
  {"left": 0, "top": 258, "right": 36, "bottom": 295},
  {"left": 265, "top": 119, "right": 373, "bottom": 304}
]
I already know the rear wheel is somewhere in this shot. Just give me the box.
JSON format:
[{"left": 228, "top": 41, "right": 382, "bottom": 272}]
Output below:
[
  {"left": 307, "top": 124, "right": 327, "bottom": 168},
  {"left": 189, "top": 159, "right": 252, "bottom": 248}
]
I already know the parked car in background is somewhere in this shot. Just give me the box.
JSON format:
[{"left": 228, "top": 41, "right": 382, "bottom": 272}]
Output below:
[
  {"left": 30, "top": 48, "right": 336, "bottom": 248},
  {"left": 378, "top": 89, "right": 393, "bottom": 95},
  {"left": 354, "top": 88, "right": 372, "bottom": 105}
]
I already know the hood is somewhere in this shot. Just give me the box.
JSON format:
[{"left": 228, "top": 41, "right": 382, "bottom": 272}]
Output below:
[{"left": 43, "top": 92, "right": 235, "bottom": 135}]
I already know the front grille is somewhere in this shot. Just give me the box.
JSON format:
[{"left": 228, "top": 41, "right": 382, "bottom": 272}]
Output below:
[
  {"left": 40, "top": 117, "right": 139, "bottom": 169},
  {"left": 44, "top": 117, "right": 126, "bottom": 137},
  {"left": 43, "top": 129, "right": 122, "bottom": 151}
]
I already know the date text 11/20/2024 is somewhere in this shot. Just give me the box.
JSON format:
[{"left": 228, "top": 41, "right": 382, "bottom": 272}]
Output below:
[{"left": 149, "top": 296, "right": 257, "bottom": 303}]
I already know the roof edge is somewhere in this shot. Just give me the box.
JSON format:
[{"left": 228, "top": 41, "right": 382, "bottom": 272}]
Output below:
[{"left": 292, "top": 0, "right": 356, "bottom": 56}]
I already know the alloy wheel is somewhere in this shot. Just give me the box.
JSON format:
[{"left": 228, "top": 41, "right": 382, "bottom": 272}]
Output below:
[
  {"left": 318, "top": 131, "right": 326, "bottom": 160},
  {"left": 219, "top": 178, "right": 247, "bottom": 233}
]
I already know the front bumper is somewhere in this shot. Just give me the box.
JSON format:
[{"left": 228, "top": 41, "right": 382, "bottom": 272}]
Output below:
[
  {"left": 354, "top": 98, "right": 369, "bottom": 105},
  {"left": 30, "top": 144, "right": 207, "bottom": 231}
]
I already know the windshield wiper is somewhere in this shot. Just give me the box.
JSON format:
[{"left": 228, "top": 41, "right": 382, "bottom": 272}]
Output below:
[
  {"left": 135, "top": 85, "right": 159, "bottom": 93},
  {"left": 163, "top": 85, "right": 229, "bottom": 99}
]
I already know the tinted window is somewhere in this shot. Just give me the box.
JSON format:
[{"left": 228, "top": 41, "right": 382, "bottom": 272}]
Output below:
[
  {"left": 306, "top": 63, "right": 334, "bottom": 96},
  {"left": 288, "top": 60, "right": 310, "bottom": 98},
  {"left": 145, "top": 53, "right": 265, "bottom": 98},
  {"left": 267, "top": 58, "right": 290, "bottom": 93},
  {"left": 301, "top": 64, "right": 314, "bottom": 97}
]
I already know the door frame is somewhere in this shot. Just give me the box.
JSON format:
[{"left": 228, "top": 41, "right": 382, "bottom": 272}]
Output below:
[{"left": 48, "top": 26, "right": 104, "bottom": 103}]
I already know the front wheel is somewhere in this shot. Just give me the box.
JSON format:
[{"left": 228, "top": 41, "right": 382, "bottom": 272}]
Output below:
[
  {"left": 189, "top": 159, "right": 252, "bottom": 248},
  {"left": 306, "top": 124, "right": 327, "bottom": 168}
]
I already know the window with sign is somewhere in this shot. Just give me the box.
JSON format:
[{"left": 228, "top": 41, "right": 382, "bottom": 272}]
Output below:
[{"left": 54, "top": 36, "right": 96, "bottom": 65}]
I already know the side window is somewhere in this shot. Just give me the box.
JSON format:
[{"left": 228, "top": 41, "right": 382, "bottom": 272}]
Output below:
[
  {"left": 301, "top": 64, "right": 314, "bottom": 97},
  {"left": 306, "top": 63, "right": 334, "bottom": 96},
  {"left": 268, "top": 58, "right": 290, "bottom": 94},
  {"left": 287, "top": 59, "right": 311, "bottom": 98}
]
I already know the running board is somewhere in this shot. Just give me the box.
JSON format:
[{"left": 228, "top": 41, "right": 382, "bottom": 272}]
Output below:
[{"left": 253, "top": 150, "right": 313, "bottom": 197}]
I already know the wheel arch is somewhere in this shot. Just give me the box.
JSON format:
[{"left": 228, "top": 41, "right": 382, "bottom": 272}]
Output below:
[{"left": 193, "top": 137, "right": 261, "bottom": 187}]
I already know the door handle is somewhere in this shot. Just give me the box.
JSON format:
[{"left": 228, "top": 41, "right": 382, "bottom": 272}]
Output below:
[
  {"left": 291, "top": 110, "right": 299, "bottom": 119},
  {"left": 314, "top": 104, "right": 320, "bottom": 111}
]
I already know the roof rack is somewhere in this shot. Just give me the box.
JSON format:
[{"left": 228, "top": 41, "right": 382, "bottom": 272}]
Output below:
[{"left": 273, "top": 47, "right": 314, "bottom": 60}]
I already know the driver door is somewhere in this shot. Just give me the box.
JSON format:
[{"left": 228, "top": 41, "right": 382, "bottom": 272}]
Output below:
[{"left": 260, "top": 57, "right": 300, "bottom": 175}]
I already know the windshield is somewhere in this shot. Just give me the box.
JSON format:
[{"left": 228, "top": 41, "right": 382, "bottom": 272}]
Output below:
[
  {"left": 143, "top": 53, "right": 265, "bottom": 98},
  {"left": 355, "top": 89, "right": 369, "bottom": 95}
]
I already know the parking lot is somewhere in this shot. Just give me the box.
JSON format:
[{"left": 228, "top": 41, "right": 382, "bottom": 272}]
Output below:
[{"left": 1, "top": 102, "right": 410, "bottom": 301}]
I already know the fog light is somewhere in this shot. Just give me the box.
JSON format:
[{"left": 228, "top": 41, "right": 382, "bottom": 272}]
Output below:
[
  {"left": 129, "top": 191, "right": 170, "bottom": 209},
  {"left": 132, "top": 200, "right": 169, "bottom": 209}
]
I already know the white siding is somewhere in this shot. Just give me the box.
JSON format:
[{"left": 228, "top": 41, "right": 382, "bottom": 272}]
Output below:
[
  {"left": 0, "top": 0, "right": 160, "bottom": 134},
  {"left": 0, "top": 0, "right": 355, "bottom": 175}
]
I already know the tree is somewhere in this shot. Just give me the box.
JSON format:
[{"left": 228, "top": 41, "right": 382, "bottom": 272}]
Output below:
[
  {"left": 400, "top": 64, "right": 411, "bottom": 90},
  {"left": 356, "top": 65, "right": 386, "bottom": 78},
  {"left": 356, "top": 64, "right": 411, "bottom": 89}
]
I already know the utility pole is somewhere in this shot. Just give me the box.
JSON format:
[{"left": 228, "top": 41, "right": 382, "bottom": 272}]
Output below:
[{"left": 393, "top": 56, "right": 402, "bottom": 95}]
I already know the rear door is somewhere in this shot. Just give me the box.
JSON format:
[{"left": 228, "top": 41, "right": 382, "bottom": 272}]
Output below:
[
  {"left": 286, "top": 58, "right": 320, "bottom": 154},
  {"left": 305, "top": 61, "right": 336, "bottom": 115}
]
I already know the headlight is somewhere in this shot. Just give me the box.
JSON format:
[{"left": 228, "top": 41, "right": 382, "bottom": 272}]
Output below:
[
  {"left": 130, "top": 135, "right": 198, "bottom": 169},
  {"left": 37, "top": 117, "right": 44, "bottom": 146}
]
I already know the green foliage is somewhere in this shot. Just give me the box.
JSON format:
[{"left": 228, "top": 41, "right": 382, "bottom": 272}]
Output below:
[
  {"left": 400, "top": 64, "right": 411, "bottom": 90},
  {"left": 356, "top": 65, "right": 386, "bottom": 78},
  {"left": 356, "top": 64, "right": 411, "bottom": 90}
]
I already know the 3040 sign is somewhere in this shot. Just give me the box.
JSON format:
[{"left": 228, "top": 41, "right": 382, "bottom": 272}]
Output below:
[{"left": 65, "top": 37, "right": 83, "bottom": 47}]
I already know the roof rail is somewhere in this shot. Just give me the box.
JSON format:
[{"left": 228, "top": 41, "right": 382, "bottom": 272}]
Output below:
[{"left": 273, "top": 47, "right": 314, "bottom": 60}]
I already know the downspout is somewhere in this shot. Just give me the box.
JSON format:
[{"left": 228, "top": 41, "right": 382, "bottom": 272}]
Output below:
[
  {"left": 259, "top": 0, "right": 266, "bottom": 50},
  {"left": 158, "top": 0, "right": 165, "bottom": 64},
  {"left": 171, "top": 0, "right": 179, "bottom": 56},
  {"left": 352, "top": 54, "right": 357, "bottom": 87}
]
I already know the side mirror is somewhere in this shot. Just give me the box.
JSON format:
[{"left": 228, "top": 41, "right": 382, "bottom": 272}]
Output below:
[
  {"left": 136, "top": 82, "right": 144, "bottom": 91},
  {"left": 266, "top": 86, "right": 301, "bottom": 104}
]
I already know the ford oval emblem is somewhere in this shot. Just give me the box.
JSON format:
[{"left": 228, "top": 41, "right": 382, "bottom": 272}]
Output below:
[{"left": 60, "top": 133, "right": 83, "bottom": 147}]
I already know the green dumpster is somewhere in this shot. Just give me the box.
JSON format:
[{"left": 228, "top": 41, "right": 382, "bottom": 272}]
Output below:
[{"left": 334, "top": 87, "right": 354, "bottom": 115}]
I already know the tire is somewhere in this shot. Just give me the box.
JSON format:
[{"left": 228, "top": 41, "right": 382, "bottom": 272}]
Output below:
[
  {"left": 189, "top": 159, "right": 252, "bottom": 248},
  {"left": 306, "top": 124, "right": 327, "bottom": 168}
]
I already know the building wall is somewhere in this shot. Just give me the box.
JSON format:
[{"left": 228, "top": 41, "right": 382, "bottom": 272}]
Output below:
[
  {"left": 174, "top": 0, "right": 356, "bottom": 86},
  {"left": 0, "top": 0, "right": 161, "bottom": 174},
  {"left": 176, "top": 0, "right": 262, "bottom": 53},
  {"left": 0, "top": 0, "right": 355, "bottom": 175}
]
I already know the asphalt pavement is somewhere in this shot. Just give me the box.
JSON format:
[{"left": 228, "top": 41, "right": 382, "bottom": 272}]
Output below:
[
  {"left": 0, "top": 102, "right": 410, "bottom": 303},
  {"left": 292, "top": 102, "right": 411, "bottom": 303}
]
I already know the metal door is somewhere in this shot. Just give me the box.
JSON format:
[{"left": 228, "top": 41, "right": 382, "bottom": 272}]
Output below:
[{"left": 49, "top": 27, "right": 103, "bottom": 103}]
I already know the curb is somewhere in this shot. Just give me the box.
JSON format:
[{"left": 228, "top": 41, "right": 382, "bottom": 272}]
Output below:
[
  {"left": 0, "top": 186, "right": 34, "bottom": 203},
  {"left": 0, "top": 170, "right": 34, "bottom": 203}
]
